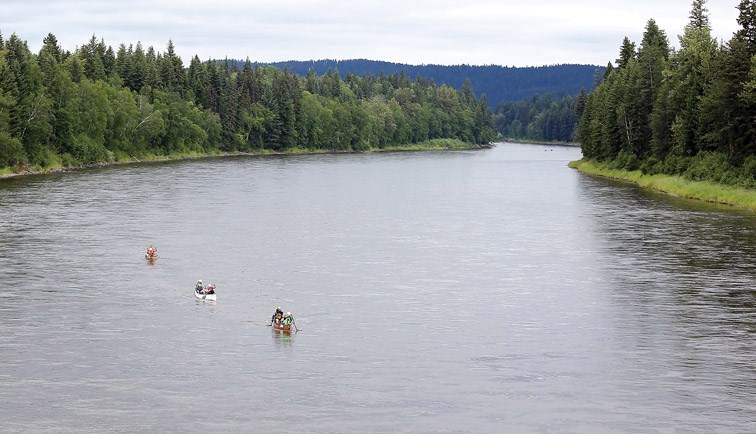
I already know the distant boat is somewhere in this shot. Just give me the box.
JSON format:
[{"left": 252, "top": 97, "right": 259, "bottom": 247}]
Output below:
[
  {"left": 272, "top": 322, "right": 293, "bottom": 333},
  {"left": 145, "top": 254, "right": 158, "bottom": 261},
  {"left": 195, "top": 289, "right": 216, "bottom": 302}
]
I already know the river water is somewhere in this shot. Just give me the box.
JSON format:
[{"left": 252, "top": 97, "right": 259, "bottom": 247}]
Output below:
[{"left": 0, "top": 143, "right": 754, "bottom": 433}]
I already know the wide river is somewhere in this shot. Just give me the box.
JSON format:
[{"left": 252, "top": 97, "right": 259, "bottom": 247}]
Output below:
[{"left": 0, "top": 143, "right": 754, "bottom": 433}]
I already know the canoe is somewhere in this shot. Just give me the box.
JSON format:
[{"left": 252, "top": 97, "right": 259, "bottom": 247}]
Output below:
[
  {"left": 145, "top": 254, "right": 158, "bottom": 260},
  {"left": 195, "top": 290, "right": 216, "bottom": 301},
  {"left": 272, "top": 322, "right": 293, "bottom": 332}
]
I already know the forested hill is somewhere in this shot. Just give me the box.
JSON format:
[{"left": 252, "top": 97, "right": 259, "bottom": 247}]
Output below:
[{"left": 242, "top": 60, "right": 602, "bottom": 106}]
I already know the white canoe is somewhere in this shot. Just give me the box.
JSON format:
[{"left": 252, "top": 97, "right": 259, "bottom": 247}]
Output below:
[{"left": 195, "top": 290, "right": 216, "bottom": 301}]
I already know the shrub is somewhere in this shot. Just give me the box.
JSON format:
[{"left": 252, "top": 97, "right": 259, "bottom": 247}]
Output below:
[
  {"left": 736, "top": 156, "right": 756, "bottom": 189},
  {"left": 662, "top": 154, "right": 692, "bottom": 175},
  {"left": 685, "top": 152, "right": 737, "bottom": 185},
  {"left": 609, "top": 150, "right": 640, "bottom": 171},
  {"left": 0, "top": 131, "right": 27, "bottom": 168},
  {"left": 640, "top": 156, "right": 663, "bottom": 175}
]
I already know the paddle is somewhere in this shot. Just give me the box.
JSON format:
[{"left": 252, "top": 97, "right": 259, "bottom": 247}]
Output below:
[{"left": 293, "top": 319, "right": 300, "bottom": 333}]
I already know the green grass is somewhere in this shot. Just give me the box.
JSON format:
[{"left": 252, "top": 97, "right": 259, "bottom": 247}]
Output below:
[
  {"left": 570, "top": 159, "right": 756, "bottom": 211},
  {"left": 374, "top": 138, "right": 482, "bottom": 151}
]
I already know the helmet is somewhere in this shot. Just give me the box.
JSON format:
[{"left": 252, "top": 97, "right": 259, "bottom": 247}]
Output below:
[
  {"left": 198, "top": 280, "right": 202, "bottom": 283},
  {"left": 285, "top": 312, "right": 291, "bottom": 317}
]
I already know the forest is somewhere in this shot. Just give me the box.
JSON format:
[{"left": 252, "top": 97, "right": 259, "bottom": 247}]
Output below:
[
  {"left": 577, "top": 0, "right": 756, "bottom": 188},
  {"left": 0, "top": 32, "right": 495, "bottom": 172},
  {"left": 492, "top": 92, "right": 585, "bottom": 142},
  {"left": 251, "top": 59, "right": 600, "bottom": 107}
]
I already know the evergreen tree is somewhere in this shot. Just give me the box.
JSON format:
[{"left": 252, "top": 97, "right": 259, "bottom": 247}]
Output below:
[
  {"left": 160, "top": 40, "right": 186, "bottom": 94},
  {"left": 131, "top": 43, "right": 147, "bottom": 91},
  {"left": 82, "top": 35, "right": 106, "bottom": 81},
  {"left": 616, "top": 37, "right": 637, "bottom": 69},
  {"left": 38, "top": 33, "right": 63, "bottom": 80},
  {"left": 629, "top": 19, "right": 669, "bottom": 156},
  {"left": 736, "top": 0, "right": 756, "bottom": 47},
  {"left": 115, "top": 44, "right": 130, "bottom": 84},
  {"left": 103, "top": 45, "right": 116, "bottom": 78},
  {"left": 689, "top": 0, "right": 710, "bottom": 30},
  {"left": 187, "top": 55, "right": 209, "bottom": 107}
]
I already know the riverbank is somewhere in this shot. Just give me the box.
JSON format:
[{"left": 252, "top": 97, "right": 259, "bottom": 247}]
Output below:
[
  {"left": 569, "top": 159, "right": 756, "bottom": 211},
  {"left": 0, "top": 138, "right": 489, "bottom": 180}
]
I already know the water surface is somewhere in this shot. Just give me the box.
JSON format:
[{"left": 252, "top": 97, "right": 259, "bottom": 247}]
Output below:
[{"left": 1, "top": 144, "right": 754, "bottom": 433}]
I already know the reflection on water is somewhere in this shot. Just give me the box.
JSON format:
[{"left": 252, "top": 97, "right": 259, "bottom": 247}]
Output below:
[
  {"left": 0, "top": 144, "right": 754, "bottom": 433},
  {"left": 272, "top": 329, "right": 294, "bottom": 349}
]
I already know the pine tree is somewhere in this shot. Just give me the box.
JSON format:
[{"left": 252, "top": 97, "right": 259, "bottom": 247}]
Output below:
[
  {"left": 616, "top": 37, "right": 637, "bottom": 69},
  {"left": 129, "top": 42, "right": 146, "bottom": 91},
  {"left": 736, "top": 0, "right": 756, "bottom": 48},
  {"left": 699, "top": 1, "right": 756, "bottom": 160},
  {"left": 115, "top": 44, "right": 130, "bottom": 84},
  {"left": 689, "top": 0, "right": 710, "bottom": 30},
  {"left": 160, "top": 39, "right": 185, "bottom": 94},
  {"left": 38, "top": 33, "right": 63, "bottom": 80},
  {"left": 187, "top": 55, "right": 209, "bottom": 107},
  {"left": 82, "top": 35, "right": 106, "bottom": 81}
]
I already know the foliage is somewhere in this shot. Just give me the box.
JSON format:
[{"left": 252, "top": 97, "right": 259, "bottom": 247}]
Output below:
[
  {"left": 493, "top": 93, "right": 579, "bottom": 142},
  {"left": 0, "top": 32, "right": 496, "bottom": 171},
  {"left": 238, "top": 59, "right": 602, "bottom": 107},
  {"left": 578, "top": 0, "right": 756, "bottom": 189}
]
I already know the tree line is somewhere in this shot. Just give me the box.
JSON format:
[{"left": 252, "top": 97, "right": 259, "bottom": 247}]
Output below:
[
  {"left": 577, "top": 0, "right": 756, "bottom": 188},
  {"left": 254, "top": 59, "right": 601, "bottom": 107},
  {"left": 492, "top": 92, "right": 586, "bottom": 142},
  {"left": 0, "top": 32, "right": 495, "bottom": 171}
]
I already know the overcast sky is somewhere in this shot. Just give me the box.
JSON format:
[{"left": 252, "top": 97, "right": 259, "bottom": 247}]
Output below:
[{"left": 0, "top": 0, "right": 743, "bottom": 67}]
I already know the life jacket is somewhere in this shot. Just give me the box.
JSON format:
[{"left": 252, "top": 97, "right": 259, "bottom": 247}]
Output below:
[{"left": 282, "top": 316, "right": 293, "bottom": 325}]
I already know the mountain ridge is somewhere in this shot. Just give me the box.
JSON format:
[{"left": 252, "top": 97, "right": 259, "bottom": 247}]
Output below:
[{"left": 237, "top": 59, "right": 603, "bottom": 107}]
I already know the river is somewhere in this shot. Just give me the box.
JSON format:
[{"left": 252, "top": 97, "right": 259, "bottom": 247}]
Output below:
[{"left": 0, "top": 143, "right": 754, "bottom": 433}]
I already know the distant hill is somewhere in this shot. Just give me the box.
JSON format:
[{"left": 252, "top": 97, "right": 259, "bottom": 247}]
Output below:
[{"left": 241, "top": 59, "right": 603, "bottom": 107}]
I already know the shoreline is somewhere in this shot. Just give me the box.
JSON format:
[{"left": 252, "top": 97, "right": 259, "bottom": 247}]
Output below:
[
  {"left": 499, "top": 138, "right": 580, "bottom": 147},
  {"left": 569, "top": 159, "right": 756, "bottom": 211},
  {"left": 0, "top": 140, "right": 493, "bottom": 180}
]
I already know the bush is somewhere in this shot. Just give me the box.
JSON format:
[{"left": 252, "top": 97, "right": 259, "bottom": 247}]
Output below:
[
  {"left": 662, "top": 154, "right": 692, "bottom": 175},
  {"left": 640, "top": 156, "right": 663, "bottom": 175},
  {"left": 32, "top": 146, "right": 62, "bottom": 168},
  {"left": 609, "top": 150, "right": 641, "bottom": 171},
  {"left": 72, "top": 135, "right": 111, "bottom": 164},
  {"left": 736, "top": 156, "right": 756, "bottom": 189},
  {"left": 0, "top": 131, "right": 27, "bottom": 168},
  {"left": 684, "top": 152, "right": 738, "bottom": 185}
]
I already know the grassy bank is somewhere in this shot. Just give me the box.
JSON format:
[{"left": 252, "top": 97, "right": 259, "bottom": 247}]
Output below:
[
  {"left": 569, "top": 159, "right": 756, "bottom": 211},
  {"left": 0, "top": 139, "right": 487, "bottom": 180}
]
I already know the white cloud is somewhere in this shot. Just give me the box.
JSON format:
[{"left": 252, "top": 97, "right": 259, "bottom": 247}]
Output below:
[{"left": 0, "top": 0, "right": 742, "bottom": 67}]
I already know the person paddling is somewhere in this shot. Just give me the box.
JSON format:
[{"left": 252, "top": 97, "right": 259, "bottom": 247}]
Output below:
[
  {"left": 146, "top": 245, "right": 157, "bottom": 257},
  {"left": 282, "top": 312, "right": 294, "bottom": 327},
  {"left": 270, "top": 307, "right": 284, "bottom": 325}
]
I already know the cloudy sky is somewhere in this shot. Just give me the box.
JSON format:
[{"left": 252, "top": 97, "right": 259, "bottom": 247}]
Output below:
[{"left": 0, "top": 0, "right": 743, "bottom": 67}]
